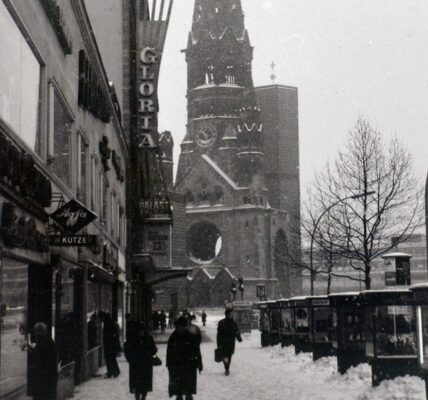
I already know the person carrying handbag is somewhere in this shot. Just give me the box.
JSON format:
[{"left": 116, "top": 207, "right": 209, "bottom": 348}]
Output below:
[
  {"left": 217, "top": 309, "right": 242, "bottom": 376},
  {"left": 124, "top": 322, "right": 158, "bottom": 400}
]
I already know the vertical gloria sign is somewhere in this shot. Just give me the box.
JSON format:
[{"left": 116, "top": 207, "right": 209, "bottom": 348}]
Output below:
[{"left": 137, "top": 0, "right": 173, "bottom": 150}]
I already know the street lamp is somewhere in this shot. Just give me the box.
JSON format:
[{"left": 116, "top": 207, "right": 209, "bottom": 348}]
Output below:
[{"left": 309, "top": 191, "right": 375, "bottom": 295}]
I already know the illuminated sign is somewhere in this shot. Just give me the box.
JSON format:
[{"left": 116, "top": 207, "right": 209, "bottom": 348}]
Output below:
[{"left": 138, "top": 47, "right": 158, "bottom": 149}]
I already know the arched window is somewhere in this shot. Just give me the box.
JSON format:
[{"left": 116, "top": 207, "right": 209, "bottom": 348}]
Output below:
[
  {"left": 225, "top": 65, "right": 235, "bottom": 84},
  {"left": 185, "top": 190, "right": 194, "bottom": 204},
  {"left": 205, "top": 65, "right": 215, "bottom": 85},
  {"left": 213, "top": 186, "right": 224, "bottom": 204}
]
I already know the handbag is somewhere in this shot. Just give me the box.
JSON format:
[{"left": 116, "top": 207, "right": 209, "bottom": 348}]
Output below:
[
  {"left": 214, "top": 348, "right": 223, "bottom": 363},
  {"left": 152, "top": 355, "right": 162, "bottom": 366}
]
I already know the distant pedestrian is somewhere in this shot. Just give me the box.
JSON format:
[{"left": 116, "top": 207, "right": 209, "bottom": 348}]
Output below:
[
  {"left": 102, "top": 313, "right": 121, "bottom": 378},
  {"left": 201, "top": 311, "right": 207, "bottom": 327},
  {"left": 168, "top": 310, "right": 175, "bottom": 328},
  {"left": 26, "top": 322, "right": 58, "bottom": 400},
  {"left": 167, "top": 316, "right": 203, "bottom": 400},
  {"left": 160, "top": 310, "right": 167, "bottom": 333},
  {"left": 217, "top": 309, "right": 242, "bottom": 375},
  {"left": 125, "top": 323, "right": 158, "bottom": 400}
]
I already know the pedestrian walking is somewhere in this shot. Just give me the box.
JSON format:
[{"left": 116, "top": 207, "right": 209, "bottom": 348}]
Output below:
[
  {"left": 168, "top": 309, "right": 175, "bottom": 328},
  {"left": 102, "top": 313, "right": 121, "bottom": 378},
  {"left": 201, "top": 311, "right": 207, "bottom": 327},
  {"left": 160, "top": 310, "right": 167, "bottom": 333},
  {"left": 124, "top": 323, "right": 158, "bottom": 400},
  {"left": 26, "top": 322, "right": 58, "bottom": 400},
  {"left": 167, "top": 316, "right": 203, "bottom": 400},
  {"left": 217, "top": 309, "right": 242, "bottom": 376}
]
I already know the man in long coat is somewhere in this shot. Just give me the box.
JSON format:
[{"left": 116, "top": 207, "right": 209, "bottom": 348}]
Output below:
[
  {"left": 217, "top": 309, "right": 242, "bottom": 375},
  {"left": 124, "top": 323, "right": 158, "bottom": 400},
  {"left": 26, "top": 322, "right": 58, "bottom": 400},
  {"left": 166, "top": 316, "right": 203, "bottom": 400}
]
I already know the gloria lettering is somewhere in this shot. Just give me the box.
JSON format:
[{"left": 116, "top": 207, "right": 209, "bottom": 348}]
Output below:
[{"left": 138, "top": 46, "right": 159, "bottom": 143}]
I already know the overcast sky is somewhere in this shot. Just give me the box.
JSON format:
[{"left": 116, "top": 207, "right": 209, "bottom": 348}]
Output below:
[{"left": 158, "top": 0, "right": 428, "bottom": 196}]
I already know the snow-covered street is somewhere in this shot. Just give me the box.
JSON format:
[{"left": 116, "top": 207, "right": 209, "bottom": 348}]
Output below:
[{"left": 73, "top": 310, "right": 426, "bottom": 400}]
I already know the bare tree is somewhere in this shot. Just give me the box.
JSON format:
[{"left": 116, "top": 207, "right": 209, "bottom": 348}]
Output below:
[{"left": 314, "top": 118, "right": 424, "bottom": 289}]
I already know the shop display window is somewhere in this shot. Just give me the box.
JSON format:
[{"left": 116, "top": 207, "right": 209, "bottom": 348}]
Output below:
[
  {"left": 375, "top": 305, "right": 417, "bottom": 357},
  {"left": 281, "top": 308, "right": 292, "bottom": 333},
  {"left": 271, "top": 309, "right": 280, "bottom": 332},
  {"left": 0, "top": 257, "right": 28, "bottom": 397},
  {"left": 331, "top": 309, "right": 338, "bottom": 343},
  {"left": 55, "top": 266, "right": 76, "bottom": 366},
  {"left": 294, "top": 307, "right": 309, "bottom": 333},
  {"left": 86, "top": 282, "right": 101, "bottom": 350},
  {"left": 343, "top": 311, "right": 363, "bottom": 343},
  {"left": 0, "top": 2, "right": 41, "bottom": 152},
  {"left": 260, "top": 309, "right": 269, "bottom": 331}
]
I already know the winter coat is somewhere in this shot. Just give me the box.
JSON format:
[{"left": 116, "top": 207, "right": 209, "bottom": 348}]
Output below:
[
  {"left": 124, "top": 333, "right": 157, "bottom": 393},
  {"left": 217, "top": 317, "right": 242, "bottom": 357},
  {"left": 27, "top": 336, "right": 58, "bottom": 400},
  {"left": 166, "top": 324, "right": 203, "bottom": 396},
  {"left": 103, "top": 318, "right": 121, "bottom": 358}
]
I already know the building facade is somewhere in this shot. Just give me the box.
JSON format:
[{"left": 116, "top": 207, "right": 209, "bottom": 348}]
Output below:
[
  {"left": 0, "top": 1, "right": 127, "bottom": 398},
  {"left": 302, "top": 234, "right": 428, "bottom": 295},
  {"left": 175, "top": 0, "right": 302, "bottom": 304}
]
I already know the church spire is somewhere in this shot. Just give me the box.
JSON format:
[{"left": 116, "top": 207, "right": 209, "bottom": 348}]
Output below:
[{"left": 191, "top": 0, "right": 245, "bottom": 43}]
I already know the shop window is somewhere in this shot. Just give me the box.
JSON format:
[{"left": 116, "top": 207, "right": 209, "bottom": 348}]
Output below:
[
  {"left": 78, "top": 133, "right": 89, "bottom": 205},
  {"left": 295, "top": 307, "right": 309, "bottom": 333},
  {"left": 0, "top": 257, "right": 29, "bottom": 397},
  {"left": 49, "top": 85, "right": 73, "bottom": 188},
  {"left": 374, "top": 305, "right": 417, "bottom": 356},
  {"left": 0, "top": 2, "right": 41, "bottom": 152}
]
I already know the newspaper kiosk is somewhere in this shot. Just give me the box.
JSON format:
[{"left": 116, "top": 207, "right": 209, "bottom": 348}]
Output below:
[
  {"left": 267, "top": 300, "right": 281, "bottom": 346},
  {"left": 410, "top": 283, "right": 428, "bottom": 398},
  {"left": 258, "top": 301, "right": 270, "bottom": 347},
  {"left": 307, "top": 296, "right": 334, "bottom": 361},
  {"left": 290, "top": 296, "right": 311, "bottom": 354},
  {"left": 361, "top": 289, "right": 419, "bottom": 386},
  {"left": 278, "top": 299, "right": 293, "bottom": 347},
  {"left": 329, "top": 292, "right": 366, "bottom": 374},
  {"left": 232, "top": 301, "right": 253, "bottom": 334}
]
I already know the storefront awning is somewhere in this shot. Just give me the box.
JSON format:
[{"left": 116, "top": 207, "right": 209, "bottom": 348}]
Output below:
[{"left": 130, "top": 254, "right": 192, "bottom": 286}]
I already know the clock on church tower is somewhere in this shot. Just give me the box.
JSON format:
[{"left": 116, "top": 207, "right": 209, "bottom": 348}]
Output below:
[{"left": 195, "top": 122, "right": 217, "bottom": 147}]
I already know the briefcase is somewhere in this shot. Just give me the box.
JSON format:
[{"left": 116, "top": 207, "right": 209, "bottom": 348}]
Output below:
[{"left": 214, "top": 348, "right": 223, "bottom": 363}]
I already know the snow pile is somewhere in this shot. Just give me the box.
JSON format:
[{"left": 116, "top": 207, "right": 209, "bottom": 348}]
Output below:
[{"left": 357, "top": 375, "right": 425, "bottom": 400}]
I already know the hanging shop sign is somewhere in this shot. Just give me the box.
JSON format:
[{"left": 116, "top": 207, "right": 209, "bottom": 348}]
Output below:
[
  {"left": 50, "top": 199, "right": 97, "bottom": 233},
  {"left": 49, "top": 235, "right": 98, "bottom": 247},
  {"left": 1, "top": 202, "right": 49, "bottom": 252}
]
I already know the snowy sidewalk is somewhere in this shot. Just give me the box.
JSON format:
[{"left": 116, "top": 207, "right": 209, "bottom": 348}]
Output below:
[{"left": 73, "top": 314, "right": 426, "bottom": 400}]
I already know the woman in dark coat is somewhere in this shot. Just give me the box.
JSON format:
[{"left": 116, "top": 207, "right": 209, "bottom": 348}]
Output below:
[
  {"left": 125, "top": 323, "right": 158, "bottom": 400},
  {"left": 26, "top": 322, "right": 58, "bottom": 400},
  {"left": 102, "top": 313, "right": 121, "bottom": 378},
  {"left": 166, "top": 316, "right": 203, "bottom": 400},
  {"left": 217, "top": 309, "right": 242, "bottom": 375}
]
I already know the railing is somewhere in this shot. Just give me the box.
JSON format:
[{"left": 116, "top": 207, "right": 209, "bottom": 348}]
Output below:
[
  {"left": 85, "top": 346, "right": 101, "bottom": 379},
  {"left": 57, "top": 361, "right": 75, "bottom": 400}
]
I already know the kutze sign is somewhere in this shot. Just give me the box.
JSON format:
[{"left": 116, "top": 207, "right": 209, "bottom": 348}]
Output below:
[{"left": 138, "top": 47, "right": 158, "bottom": 149}]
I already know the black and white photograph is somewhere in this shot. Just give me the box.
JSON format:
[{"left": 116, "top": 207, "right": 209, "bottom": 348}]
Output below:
[{"left": 0, "top": 0, "right": 427, "bottom": 399}]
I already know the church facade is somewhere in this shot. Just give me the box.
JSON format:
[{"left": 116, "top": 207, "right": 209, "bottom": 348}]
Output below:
[{"left": 175, "top": 0, "right": 301, "bottom": 302}]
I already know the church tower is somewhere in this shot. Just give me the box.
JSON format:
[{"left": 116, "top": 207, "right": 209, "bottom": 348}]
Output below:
[
  {"left": 175, "top": 0, "right": 301, "bottom": 302},
  {"left": 177, "top": 0, "right": 264, "bottom": 191}
]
